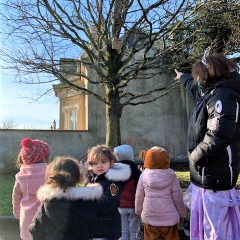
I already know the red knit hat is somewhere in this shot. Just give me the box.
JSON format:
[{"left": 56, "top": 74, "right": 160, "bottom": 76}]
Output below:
[{"left": 20, "top": 138, "right": 49, "bottom": 165}]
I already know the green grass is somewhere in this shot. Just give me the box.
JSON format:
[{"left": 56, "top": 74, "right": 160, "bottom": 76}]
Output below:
[
  {"left": 0, "top": 175, "right": 15, "bottom": 215},
  {"left": 175, "top": 171, "right": 240, "bottom": 190},
  {"left": 0, "top": 172, "right": 239, "bottom": 216},
  {"left": 176, "top": 171, "right": 191, "bottom": 191}
]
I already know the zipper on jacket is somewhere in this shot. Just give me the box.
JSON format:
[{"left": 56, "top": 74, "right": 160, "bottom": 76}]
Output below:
[
  {"left": 227, "top": 146, "right": 233, "bottom": 186},
  {"left": 235, "top": 100, "right": 239, "bottom": 123},
  {"left": 201, "top": 167, "right": 205, "bottom": 186}
]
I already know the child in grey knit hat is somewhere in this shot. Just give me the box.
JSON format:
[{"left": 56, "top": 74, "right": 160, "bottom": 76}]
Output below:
[{"left": 114, "top": 145, "right": 142, "bottom": 240}]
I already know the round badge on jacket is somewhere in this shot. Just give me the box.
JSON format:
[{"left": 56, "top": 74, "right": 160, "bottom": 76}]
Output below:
[{"left": 110, "top": 183, "right": 119, "bottom": 196}]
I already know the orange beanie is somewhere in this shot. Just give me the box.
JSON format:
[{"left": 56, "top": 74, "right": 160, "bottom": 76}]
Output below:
[{"left": 141, "top": 146, "right": 170, "bottom": 169}]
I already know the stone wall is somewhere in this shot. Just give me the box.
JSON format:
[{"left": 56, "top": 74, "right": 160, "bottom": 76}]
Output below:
[{"left": 0, "top": 129, "right": 101, "bottom": 174}]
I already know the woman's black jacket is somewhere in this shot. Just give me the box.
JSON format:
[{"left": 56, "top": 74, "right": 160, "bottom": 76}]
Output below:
[{"left": 180, "top": 72, "right": 240, "bottom": 190}]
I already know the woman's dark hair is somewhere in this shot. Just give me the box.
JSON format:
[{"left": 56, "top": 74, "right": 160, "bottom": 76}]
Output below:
[
  {"left": 87, "top": 145, "right": 116, "bottom": 166},
  {"left": 45, "top": 156, "right": 80, "bottom": 192},
  {"left": 192, "top": 53, "right": 239, "bottom": 86}
]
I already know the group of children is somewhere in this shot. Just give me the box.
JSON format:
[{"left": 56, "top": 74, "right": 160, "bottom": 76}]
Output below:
[{"left": 12, "top": 137, "right": 186, "bottom": 240}]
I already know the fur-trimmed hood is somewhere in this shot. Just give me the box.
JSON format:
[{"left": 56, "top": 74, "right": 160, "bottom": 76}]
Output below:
[
  {"left": 37, "top": 183, "right": 103, "bottom": 202},
  {"left": 105, "top": 163, "right": 131, "bottom": 182},
  {"left": 31, "top": 184, "right": 102, "bottom": 236}
]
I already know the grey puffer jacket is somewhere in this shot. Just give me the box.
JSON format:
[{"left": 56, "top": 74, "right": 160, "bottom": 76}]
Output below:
[{"left": 180, "top": 72, "right": 240, "bottom": 190}]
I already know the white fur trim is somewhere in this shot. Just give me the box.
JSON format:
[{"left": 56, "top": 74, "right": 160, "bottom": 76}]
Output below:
[
  {"left": 105, "top": 163, "right": 131, "bottom": 181},
  {"left": 37, "top": 183, "right": 103, "bottom": 202}
]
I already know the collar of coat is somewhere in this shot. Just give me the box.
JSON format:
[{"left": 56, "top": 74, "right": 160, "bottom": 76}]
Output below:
[
  {"left": 104, "top": 163, "right": 131, "bottom": 182},
  {"left": 37, "top": 183, "right": 103, "bottom": 202}
]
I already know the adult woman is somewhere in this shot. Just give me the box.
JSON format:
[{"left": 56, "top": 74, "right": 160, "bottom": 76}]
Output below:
[{"left": 175, "top": 53, "right": 240, "bottom": 240}]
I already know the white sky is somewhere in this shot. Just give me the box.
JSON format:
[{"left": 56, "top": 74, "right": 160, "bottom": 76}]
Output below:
[{"left": 0, "top": 69, "right": 59, "bottom": 129}]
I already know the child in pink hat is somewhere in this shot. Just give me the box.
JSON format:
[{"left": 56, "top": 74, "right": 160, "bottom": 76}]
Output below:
[{"left": 12, "top": 138, "right": 50, "bottom": 240}]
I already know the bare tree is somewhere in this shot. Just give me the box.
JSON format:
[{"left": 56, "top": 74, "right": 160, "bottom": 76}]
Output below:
[
  {"left": 0, "top": 117, "right": 20, "bottom": 129},
  {"left": 0, "top": 0, "right": 206, "bottom": 148}
]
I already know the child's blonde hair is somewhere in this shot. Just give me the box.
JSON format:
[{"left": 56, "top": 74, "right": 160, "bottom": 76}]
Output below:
[
  {"left": 45, "top": 156, "right": 81, "bottom": 192},
  {"left": 87, "top": 145, "right": 116, "bottom": 166}
]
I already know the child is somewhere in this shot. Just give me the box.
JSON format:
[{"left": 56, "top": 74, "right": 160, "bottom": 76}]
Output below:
[
  {"left": 135, "top": 147, "right": 186, "bottom": 240},
  {"left": 114, "top": 144, "right": 142, "bottom": 240},
  {"left": 29, "top": 156, "right": 103, "bottom": 240},
  {"left": 86, "top": 145, "right": 131, "bottom": 240},
  {"left": 12, "top": 137, "right": 50, "bottom": 240}
]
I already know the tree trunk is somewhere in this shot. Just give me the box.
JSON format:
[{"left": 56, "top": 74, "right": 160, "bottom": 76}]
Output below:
[{"left": 105, "top": 88, "right": 122, "bottom": 149}]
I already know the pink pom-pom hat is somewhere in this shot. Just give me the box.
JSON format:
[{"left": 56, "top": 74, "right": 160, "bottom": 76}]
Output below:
[{"left": 20, "top": 138, "right": 49, "bottom": 165}]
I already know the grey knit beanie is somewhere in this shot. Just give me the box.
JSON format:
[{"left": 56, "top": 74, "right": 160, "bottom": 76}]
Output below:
[{"left": 114, "top": 144, "right": 134, "bottom": 161}]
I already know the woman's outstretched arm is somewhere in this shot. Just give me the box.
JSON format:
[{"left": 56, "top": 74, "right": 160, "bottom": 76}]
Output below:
[{"left": 175, "top": 69, "right": 201, "bottom": 101}]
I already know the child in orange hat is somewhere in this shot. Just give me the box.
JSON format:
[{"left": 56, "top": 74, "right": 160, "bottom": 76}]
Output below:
[{"left": 135, "top": 147, "right": 185, "bottom": 240}]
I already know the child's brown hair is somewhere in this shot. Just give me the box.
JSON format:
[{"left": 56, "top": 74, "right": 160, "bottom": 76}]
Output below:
[
  {"left": 45, "top": 156, "right": 81, "bottom": 192},
  {"left": 87, "top": 145, "right": 116, "bottom": 166}
]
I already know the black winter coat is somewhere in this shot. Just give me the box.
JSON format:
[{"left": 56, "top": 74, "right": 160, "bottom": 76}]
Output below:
[
  {"left": 86, "top": 163, "right": 131, "bottom": 239},
  {"left": 180, "top": 72, "right": 240, "bottom": 190},
  {"left": 118, "top": 160, "right": 142, "bottom": 181},
  {"left": 29, "top": 184, "right": 103, "bottom": 240}
]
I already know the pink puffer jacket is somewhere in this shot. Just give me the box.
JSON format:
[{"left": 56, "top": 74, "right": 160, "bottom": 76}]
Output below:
[
  {"left": 12, "top": 163, "right": 47, "bottom": 240},
  {"left": 135, "top": 168, "right": 185, "bottom": 227}
]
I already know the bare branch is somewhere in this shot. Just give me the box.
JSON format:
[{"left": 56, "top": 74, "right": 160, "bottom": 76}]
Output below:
[{"left": 124, "top": 81, "right": 180, "bottom": 106}]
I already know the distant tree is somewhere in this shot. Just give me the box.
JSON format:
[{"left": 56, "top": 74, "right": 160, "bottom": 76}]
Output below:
[
  {"left": 196, "top": 0, "right": 240, "bottom": 56},
  {"left": 0, "top": 117, "right": 20, "bottom": 129},
  {"left": 3, "top": 0, "right": 238, "bottom": 148},
  {"left": 166, "top": 0, "right": 240, "bottom": 72}
]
